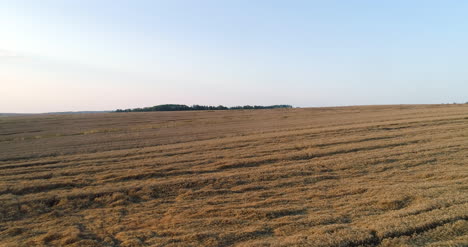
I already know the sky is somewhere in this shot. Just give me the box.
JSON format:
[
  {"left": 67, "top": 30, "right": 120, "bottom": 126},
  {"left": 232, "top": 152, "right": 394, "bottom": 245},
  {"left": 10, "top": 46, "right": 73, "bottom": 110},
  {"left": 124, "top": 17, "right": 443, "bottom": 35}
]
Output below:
[{"left": 1, "top": 0, "right": 468, "bottom": 113}]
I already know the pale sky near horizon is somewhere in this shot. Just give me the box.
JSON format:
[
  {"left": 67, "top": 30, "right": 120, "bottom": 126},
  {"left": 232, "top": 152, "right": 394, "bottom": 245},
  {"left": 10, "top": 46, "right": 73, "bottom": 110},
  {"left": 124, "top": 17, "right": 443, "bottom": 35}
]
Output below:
[{"left": 1, "top": 0, "right": 468, "bottom": 113}]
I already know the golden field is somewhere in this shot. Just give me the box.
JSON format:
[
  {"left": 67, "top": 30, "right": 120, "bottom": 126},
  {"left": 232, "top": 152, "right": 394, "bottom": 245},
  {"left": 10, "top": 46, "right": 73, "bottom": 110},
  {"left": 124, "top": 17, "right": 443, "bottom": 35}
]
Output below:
[{"left": 0, "top": 104, "right": 467, "bottom": 246}]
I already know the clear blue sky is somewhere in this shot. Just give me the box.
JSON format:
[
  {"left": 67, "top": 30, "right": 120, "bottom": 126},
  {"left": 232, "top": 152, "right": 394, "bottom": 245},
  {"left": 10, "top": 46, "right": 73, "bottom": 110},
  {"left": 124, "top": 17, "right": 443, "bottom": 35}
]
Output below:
[{"left": 1, "top": 0, "right": 467, "bottom": 113}]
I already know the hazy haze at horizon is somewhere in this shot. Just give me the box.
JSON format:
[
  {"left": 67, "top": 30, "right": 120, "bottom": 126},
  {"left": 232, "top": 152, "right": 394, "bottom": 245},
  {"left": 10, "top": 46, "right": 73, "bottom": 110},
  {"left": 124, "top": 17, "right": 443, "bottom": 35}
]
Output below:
[{"left": 1, "top": 0, "right": 468, "bottom": 113}]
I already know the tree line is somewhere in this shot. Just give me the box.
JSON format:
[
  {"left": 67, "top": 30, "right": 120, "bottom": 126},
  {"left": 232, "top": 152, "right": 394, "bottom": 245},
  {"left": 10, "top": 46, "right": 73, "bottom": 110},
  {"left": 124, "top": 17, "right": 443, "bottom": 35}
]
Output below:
[{"left": 115, "top": 104, "right": 293, "bottom": 112}]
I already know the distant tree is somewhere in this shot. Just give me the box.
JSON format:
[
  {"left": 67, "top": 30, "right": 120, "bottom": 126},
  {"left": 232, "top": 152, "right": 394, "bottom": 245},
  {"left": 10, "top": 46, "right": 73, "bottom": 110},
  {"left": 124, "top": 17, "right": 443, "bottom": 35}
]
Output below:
[{"left": 115, "top": 104, "right": 293, "bottom": 112}]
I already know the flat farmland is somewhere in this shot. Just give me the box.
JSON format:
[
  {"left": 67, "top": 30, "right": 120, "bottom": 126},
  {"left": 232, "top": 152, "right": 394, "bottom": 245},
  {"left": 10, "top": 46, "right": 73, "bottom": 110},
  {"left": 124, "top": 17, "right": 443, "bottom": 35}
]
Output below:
[{"left": 0, "top": 105, "right": 467, "bottom": 246}]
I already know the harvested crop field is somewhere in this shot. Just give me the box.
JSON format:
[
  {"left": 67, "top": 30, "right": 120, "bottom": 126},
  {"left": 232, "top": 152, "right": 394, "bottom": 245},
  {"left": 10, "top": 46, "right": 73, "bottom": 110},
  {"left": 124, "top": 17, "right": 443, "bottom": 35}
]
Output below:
[{"left": 0, "top": 104, "right": 467, "bottom": 246}]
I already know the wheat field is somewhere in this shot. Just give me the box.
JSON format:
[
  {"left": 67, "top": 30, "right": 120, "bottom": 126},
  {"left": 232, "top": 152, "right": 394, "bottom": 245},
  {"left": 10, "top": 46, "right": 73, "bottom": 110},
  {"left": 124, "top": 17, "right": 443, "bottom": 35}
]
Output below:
[{"left": 0, "top": 105, "right": 467, "bottom": 246}]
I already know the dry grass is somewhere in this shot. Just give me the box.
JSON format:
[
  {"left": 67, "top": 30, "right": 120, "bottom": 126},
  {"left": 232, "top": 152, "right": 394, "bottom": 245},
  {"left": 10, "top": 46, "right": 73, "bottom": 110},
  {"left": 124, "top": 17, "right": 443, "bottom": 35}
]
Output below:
[{"left": 0, "top": 104, "right": 467, "bottom": 246}]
